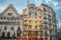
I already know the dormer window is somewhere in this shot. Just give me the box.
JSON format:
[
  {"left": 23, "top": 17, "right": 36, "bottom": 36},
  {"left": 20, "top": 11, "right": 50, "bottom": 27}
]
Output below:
[{"left": 8, "top": 13, "right": 12, "bottom": 16}]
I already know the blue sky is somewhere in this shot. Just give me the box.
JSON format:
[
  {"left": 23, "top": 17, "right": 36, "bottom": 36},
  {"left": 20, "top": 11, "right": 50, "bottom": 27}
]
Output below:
[{"left": 0, "top": 0, "right": 61, "bottom": 27}]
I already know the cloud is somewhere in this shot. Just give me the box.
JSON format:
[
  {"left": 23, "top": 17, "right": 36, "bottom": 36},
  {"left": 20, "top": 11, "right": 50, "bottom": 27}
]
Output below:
[
  {"left": 58, "top": 22, "right": 61, "bottom": 28},
  {"left": 52, "top": 1, "right": 58, "bottom": 7},
  {"left": 35, "top": 0, "right": 42, "bottom": 6},
  {"left": 35, "top": 0, "right": 38, "bottom": 2},
  {"left": 0, "top": 5, "right": 7, "bottom": 13},
  {"left": 35, "top": 0, "right": 41, "bottom": 2},
  {"left": 46, "top": 0, "right": 52, "bottom": 3},
  {"left": 55, "top": 7, "right": 60, "bottom": 10}
]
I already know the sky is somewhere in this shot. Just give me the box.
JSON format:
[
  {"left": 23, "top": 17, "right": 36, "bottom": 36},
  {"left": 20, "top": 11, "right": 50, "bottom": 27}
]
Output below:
[{"left": 0, "top": 0, "right": 61, "bottom": 28}]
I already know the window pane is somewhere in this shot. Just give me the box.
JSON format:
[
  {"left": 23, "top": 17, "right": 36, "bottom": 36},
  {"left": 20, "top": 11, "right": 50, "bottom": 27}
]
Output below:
[
  {"left": 11, "top": 27, "right": 14, "bottom": 30},
  {"left": 35, "top": 13, "right": 37, "bottom": 16},
  {"left": 4, "top": 26, "right": 7, "bottom": 30},
  {"left": 29, "top": 12, "right": 31, "bottom": 16},
  {"left": 34, "top": 31, "right": 38, "bottom": 37},
  {"left": 8, "top": 13, "right": 12, "bottom": 16}
]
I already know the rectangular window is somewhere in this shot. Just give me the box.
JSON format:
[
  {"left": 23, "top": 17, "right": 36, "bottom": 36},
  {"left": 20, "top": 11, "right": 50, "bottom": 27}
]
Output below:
[
  {"left": 34, "top": 31, "right": 38, "bottom": 37},
  {"left": 35, "top": 13, "right": 37, "bottom": 16},
  {"left": 23, "top": 24, "right": 27, "bottom": 30},
  {"left": 23, "top": 32, "right": 28, "bottom": 36},
  {"left": 1, "top": 17, "right": 2, "bottom": 19},
  {"left": 28, "top": 25, "right": 32, "bottom": 30},
  {"left": 4, "top": 26, "right": 7, "bottom": 30},
  {"left": 8, "top": 13, "right": 12, "bottom": 16},
  {"left": 40, "top": 32, "right": 43, "bottom": 36},
  {"left": 35, "top": 25, "right": 38, "bottom": 29},
  {"left": 39, "top": 25, "right": 43, "bottom": 30},
  {"left": 28, "top": 31, "right": 33, "bottom": 36},
  {"left": 29, "top": 12, "right": 31, "bottom": 16},
  {"left": 11, "top": 27, "right": 14, "bottom": 30}
]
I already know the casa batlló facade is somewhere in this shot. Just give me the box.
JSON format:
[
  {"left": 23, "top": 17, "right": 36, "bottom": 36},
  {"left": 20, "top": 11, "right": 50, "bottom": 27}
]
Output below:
[{"left": 0, "top": 3, "right": 57, "bottom": 40}]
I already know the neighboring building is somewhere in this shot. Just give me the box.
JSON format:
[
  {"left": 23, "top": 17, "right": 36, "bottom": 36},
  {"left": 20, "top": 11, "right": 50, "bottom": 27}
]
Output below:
[
  {"left": 0, "top": 4, "right": 23, "bottom": 39},
  {"left": 0, "top": 3, "right": 57, "bottom": 40},
  {"left": 22, "top": 3, "right": 57, "bottom": 40},
  {"left": 57, "top": 28, "right": 61, "bottom": 40}
]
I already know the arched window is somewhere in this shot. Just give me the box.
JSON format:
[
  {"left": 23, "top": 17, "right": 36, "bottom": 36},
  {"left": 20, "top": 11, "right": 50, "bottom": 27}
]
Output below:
[
  {"left": 4, "top": 17, "right": 6, "bottom": 19},
  {"left": 35, "top": 13, "right": 37, "bottom": 16},
  {"left": 1, "top": 17, "right": 2, "bottom": 19},
  {"left": 4, "top": 26, "right": 7, "bottom": 30},
  {"left": 7, "top": 31, "right": 10, "bottom": 38},
  {"left": 17, "top": 27, "right": 21, "bottom": 37},
  {"left": 1, "top": 31, "right": 5, "bottom": 38},
  {"left": 8, "top": 13, "right": 12, "bottom": 16},
  {"left": 13, "top": 32, "right": 15, "bottom": 38},
  {"left": 11, "top": 27, "right": 14, "bottom": 30},
  {"left": 29, "top": 12, "right": 31, "bottom": 16},
  {"left": 34, "top": 31, "right": 38, "bottom": 37},
  {"left": 17, "top": 27, "right": 20, "bottom": 30}
]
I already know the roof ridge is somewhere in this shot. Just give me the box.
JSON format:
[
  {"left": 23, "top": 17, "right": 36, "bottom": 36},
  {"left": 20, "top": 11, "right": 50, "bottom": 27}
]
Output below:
[{"left": 1, "top": 4, "right": 20, "bottom": 16}]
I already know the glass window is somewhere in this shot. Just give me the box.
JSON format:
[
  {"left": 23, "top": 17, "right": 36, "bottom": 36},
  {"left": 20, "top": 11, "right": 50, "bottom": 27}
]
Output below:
[
  {"left": 24, "top": 24, "right": 27, "bottom": 30},
  {"left": 28, "top": 25, "right": 32, "bottom": 29},
  {"left": 4, "top": 26, "right": 7, "bottom": 30},
  {"left": 28, "top": 31, "right": 33, "bottom": 36},
  {"left": 29, "top": 12, "right": 31, "bottom": 16},
  {"left": 39, "top": 25, "right": 42, "bottom": 30},
  {"left": 18, "top": 27, "right": 20, "bottom": 30},
  {"left": 23, "top": 38, "right": 27, "bottom": 40},
  {"left": 2, "top": 31, "right": 5, "bottom": 37},
  {"left": 23, "top": 32, "right": 28, "bottom": 36},
  {"left": 44, "top": 7, "right": 46, "bottom": 15},
  {"left": 35, "top": 25, "right": 38, "bottom": 29},
  {"left": 17, "top": 27, "right": 21, "bottom": 37},
  {"left": 44, "top": 19, "right": 47, "bottom": 24},
  {"left": 29, "top": 20, "right": 32, "bottom": 23},
  {"left": 34, "top": 31, "right": 38, "bottom": 36},
  {"left": 8, "top": 13, "right": 12, "bottom": 16},
  {"left": 48, "top": 8, "right": 50, "bottom": 13},
  {"left": 1, "top": 17, "right": 2, "bottom": 19},
  {"left": 48, "top": 15, "right": 51, "bottom": 18},
  {"left": 40, "top": 32, "right": 43, "bottom": 36},
  {"left": 28, "top": 31, "right": 31, "bottom": 36},
  {"left": 7, "top": 32, "right": 10, "bottom": 37},
  {"left": 11, "top": 27, "right": 14, "bottom": 30},
  {"left": 4, "top": 17, "right": 6, "bottom": 19},
  {"left": 44, "top": 15, "right": 47, "bottom": 19},
  {"left": 35, "top": 20, "right": 37, "bottom": 23},
  {"left": 35, "top": 13, "right": 37, "bottom": 16},
  {"left": 32, "top": 14, "right": 34, "bottom": 18}
]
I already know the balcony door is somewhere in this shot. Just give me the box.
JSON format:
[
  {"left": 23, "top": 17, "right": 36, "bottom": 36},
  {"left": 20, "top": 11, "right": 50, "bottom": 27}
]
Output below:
[{"left": 17, "top": 27, "right": 21, "bottom": 37}]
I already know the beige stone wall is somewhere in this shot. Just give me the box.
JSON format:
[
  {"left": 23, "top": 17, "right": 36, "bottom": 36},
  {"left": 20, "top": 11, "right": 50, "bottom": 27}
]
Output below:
[{"left": 2, "top": 8, "right": 18, "bottom": 18}]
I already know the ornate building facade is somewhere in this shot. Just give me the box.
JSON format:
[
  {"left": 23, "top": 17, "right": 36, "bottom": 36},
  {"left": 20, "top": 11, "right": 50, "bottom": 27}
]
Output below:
[
  {"left": 0, "top": 3, "right": 57, "bottom": 40},
  {"left": 0, "top": 4, "right": 23, "bottom": 39},
  {"left": 22, "top": 3, "right": 57, "bottom": 40}
]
